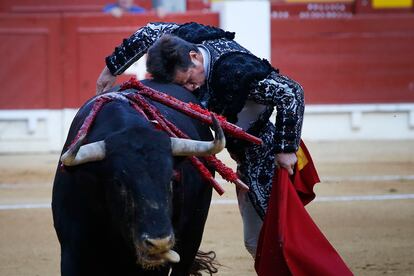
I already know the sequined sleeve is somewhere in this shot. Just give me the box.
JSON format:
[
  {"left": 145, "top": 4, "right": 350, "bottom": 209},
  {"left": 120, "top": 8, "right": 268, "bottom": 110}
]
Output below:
[
  {"left": 248, "top": 71, "right": 305, "bottom": 153},
  {"left": 105, "top": 22, "right": 180, "bottom": 75}
]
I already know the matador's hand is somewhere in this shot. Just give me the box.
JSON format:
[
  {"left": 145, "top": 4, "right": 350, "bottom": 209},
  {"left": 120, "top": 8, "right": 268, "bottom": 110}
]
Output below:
[
  {"left": 96, "top": 66, "right": 116, "bottom": 95},
  {"left": 275, "top": 152, "right": 297, "bottom": 175}
]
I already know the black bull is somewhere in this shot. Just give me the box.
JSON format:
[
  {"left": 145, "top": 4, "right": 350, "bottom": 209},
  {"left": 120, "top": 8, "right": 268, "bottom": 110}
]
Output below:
[{"left": 52, "top": 80, "right": 223, "bottom": 276}]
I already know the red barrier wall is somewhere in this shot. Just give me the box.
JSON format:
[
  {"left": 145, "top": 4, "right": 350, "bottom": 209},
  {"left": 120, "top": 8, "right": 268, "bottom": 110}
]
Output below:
[
  {"left": 1, "top": 12, "right": 219, "bottom": 109},
  {"left": 0, "top": 0, "right": 209, "bottom": 13},
  {"left": 271, "top": 15, "right": 414, "bottom": 104},
  {"left": 0, "top": 0, "right": 149, "bottom": 12},
  {"left": 0, "top": 14, "right": 63, "bottom": 109},
  {"left": 271, "top": 1, "right": 355, "bottom": 16},
  {"left": 1, "top": 11, "right": 414, "bottom": 108},
  {"left": 62, "top": 12, "right": 218, "bottom": 107}
]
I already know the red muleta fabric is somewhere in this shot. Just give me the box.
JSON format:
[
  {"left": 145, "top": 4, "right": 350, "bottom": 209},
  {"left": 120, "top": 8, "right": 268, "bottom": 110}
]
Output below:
[{"left": 255, "top": 141, "right": 353, "bottom": 276}]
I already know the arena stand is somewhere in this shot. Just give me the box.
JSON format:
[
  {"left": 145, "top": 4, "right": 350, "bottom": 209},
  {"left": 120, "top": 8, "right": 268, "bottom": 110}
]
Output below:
[{"left": 0, "top": 0, "right": 413, "bottom": 153}]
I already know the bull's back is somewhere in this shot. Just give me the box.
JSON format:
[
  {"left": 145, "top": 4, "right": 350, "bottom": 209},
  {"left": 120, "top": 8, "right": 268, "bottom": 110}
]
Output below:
[{"left": 141, "top": 80, "right": 213, "bottom": 142}]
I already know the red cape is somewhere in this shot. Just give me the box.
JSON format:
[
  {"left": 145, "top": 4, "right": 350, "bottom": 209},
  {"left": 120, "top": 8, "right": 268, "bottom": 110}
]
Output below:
[{"left": 255, "top": 141, "right": 353, "bottom": 276}]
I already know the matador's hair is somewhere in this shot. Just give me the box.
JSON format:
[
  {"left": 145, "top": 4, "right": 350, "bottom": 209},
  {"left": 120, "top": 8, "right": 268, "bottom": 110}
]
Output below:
[{"left": 146, "top": 34, "right": 200, "bottom": 82}]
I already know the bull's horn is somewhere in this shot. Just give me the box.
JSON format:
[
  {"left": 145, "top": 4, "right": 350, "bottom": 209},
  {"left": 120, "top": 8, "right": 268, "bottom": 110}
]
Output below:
[
  {"left": 61, "top": 140, "right": 106, "bottom": 166},
  {"left": 163, "top": 250, "right": 180, "bottom": 263},
  {"left": 170, "top": 115, "right": 225, "bottom": 156}
]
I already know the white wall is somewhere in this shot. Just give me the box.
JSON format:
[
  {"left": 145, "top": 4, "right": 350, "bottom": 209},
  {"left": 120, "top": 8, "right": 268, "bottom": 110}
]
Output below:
[
  {"left": 211, "top": 0, "right": 271, "bottom": 60},
  {"left": 0, "top": 109, "right": 77, "bottom": 153},
  {"left": 301, "top": 104, "right": 414, "bottom": 140},
  {"left": 1, "top": 103, "right": 413, "bottom": 153}
]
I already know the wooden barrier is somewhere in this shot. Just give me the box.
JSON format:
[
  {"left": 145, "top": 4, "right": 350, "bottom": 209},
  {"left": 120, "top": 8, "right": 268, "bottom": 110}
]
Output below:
[
  {"left": 62, "top": 12, "right": 219, "bottom": 107},
  {"left": 271, "top": 14, "right": 414, "bottom": 104},
  {"left": 1, "top": 12, "right": 219, "bottom": 109},
  {"left": 0, "top": 13, "right": 63, "bottom": 109},
  {"left": 0, "top": 0, "right": 105, "bottom": 12},
  {"left": 271, "top": 1, "right": 355, "bottom": 17},
  {"left": 0, "top": 0, "right": 208, "bottom": 13},
  {"left": 1, "top": 11, "right": 414, "bottom": 108}
]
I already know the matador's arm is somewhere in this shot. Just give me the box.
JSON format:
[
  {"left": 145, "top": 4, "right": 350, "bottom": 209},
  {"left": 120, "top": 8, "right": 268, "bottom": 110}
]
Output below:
[
  {"left": 105, "top": 22, "right": 180, "bottom": 75},
  {"left": 249, "top": 71, "right": 305, "bottom": 153}
]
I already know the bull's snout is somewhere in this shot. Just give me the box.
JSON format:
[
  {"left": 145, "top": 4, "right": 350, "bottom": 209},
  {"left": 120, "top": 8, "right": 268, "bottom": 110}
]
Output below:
[
  {"left": 143, "top": 235, "right": 174, "bottom": 253},
  {"left": 137, "top": 233, "right": 180, "bottom": 267}
]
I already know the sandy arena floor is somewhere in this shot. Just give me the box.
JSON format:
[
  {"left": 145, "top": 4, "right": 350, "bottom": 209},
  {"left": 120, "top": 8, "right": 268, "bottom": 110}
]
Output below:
[{"left": 0, "top": 141, "right": 413, "bottom": 275}]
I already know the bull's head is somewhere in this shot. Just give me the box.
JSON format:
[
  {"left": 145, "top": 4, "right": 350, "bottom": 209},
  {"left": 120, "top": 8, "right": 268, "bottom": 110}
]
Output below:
[
  {"left": 60, "top": 116, "right": 225, "bottom": 268},
  {"left": 60, "top": 115, "right": 225, "bottom": 166}
]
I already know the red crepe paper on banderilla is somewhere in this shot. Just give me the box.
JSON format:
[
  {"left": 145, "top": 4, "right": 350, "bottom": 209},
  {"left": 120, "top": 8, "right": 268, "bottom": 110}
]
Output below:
[{"left": 64, "top": 78, "right": 258, "bottom": 194}]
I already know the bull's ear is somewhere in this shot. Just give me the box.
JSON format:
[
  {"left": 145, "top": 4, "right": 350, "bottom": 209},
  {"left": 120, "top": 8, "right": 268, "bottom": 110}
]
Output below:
[{"left": 61, "top": 140, "right": 106, "bottom": 166}]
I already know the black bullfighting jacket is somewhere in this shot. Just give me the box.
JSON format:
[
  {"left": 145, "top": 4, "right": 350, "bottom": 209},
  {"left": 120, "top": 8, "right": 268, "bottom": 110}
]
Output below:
[{"left": 105, "top": 22, "right": 305, "bottom": 218}]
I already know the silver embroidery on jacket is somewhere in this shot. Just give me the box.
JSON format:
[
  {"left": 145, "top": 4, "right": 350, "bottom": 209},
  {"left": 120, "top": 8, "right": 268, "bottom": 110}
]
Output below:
[
  {"left": 249, "top": 71, "right": 304, "bottom": 152},
  {"left": 109, "top": 22, "right": 179, "bottom": 75}
]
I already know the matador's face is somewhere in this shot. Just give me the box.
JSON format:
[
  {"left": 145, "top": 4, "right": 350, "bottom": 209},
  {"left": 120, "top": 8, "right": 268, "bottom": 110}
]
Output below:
[{"left": 173, "top": 51, "right": 206, "bottom": 92}]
